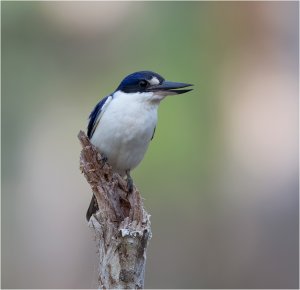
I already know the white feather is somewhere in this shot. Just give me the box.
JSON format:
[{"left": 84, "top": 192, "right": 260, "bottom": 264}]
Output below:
[{"left": 90, "top": 90, "right": 159, "bottom": 176}]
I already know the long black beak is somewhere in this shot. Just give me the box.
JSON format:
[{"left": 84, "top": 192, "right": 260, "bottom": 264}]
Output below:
[{"left": 150, "top": 81, "right": 193, "bottom": 94}]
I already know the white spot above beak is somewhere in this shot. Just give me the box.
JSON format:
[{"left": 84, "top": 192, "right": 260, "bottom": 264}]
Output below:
[{"left": 149, "top": 77, "right": 160, "bottom": 86}]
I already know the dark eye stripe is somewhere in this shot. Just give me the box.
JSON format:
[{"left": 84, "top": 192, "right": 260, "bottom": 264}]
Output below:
[{"left": 139, "top": 80, "right": 149, "bottom": 88}]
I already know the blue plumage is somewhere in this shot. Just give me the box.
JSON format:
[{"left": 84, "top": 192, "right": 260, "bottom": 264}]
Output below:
[
  {"left": 116, "top": 71, "right": 164, "bottom": 93},
  {"left": 87, "top": 95, "right": 110, "bottom": 139}
]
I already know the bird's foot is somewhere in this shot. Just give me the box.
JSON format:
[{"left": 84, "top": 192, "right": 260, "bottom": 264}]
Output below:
[
  {"left": 100, "top": 154, "right": 108, "bottom": 163},
  {"left": 126, "top": 170, "right": 133, "bottom": 196},
  {"left": 127, "top": 178, "right": 133, "bottom": 194}
]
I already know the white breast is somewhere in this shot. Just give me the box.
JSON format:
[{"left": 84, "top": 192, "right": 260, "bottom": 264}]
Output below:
[{"left": 90, "top": 91, "right": 158, "bottom": 176}]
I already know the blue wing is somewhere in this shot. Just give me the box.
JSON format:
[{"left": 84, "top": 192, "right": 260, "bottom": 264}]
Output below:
[{"left": 87, "top": 95, "right": 112, "bottom": 139}]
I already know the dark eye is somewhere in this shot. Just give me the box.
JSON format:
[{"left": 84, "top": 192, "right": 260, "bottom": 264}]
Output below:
[{"left": 139, "top": 80, "right": 149, "bottom": 88}]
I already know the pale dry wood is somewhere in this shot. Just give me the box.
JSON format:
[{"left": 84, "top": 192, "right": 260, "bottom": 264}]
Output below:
[{"left": 78, "top": 130, "right": 152, "bottom": 289}]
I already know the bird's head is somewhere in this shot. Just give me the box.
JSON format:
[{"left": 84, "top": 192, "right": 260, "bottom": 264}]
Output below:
[{"left": 114, "top": 71, "right": 193, "bottom": 103}]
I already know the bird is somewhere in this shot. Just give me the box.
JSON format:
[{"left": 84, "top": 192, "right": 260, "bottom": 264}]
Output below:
[{"left": 86, "top": 71, "right": 193, "bottom": 221}]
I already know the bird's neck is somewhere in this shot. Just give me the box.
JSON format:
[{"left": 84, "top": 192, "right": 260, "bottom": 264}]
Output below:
[{"left": 113, "top": 91, "right": 161, "bottom": 111}]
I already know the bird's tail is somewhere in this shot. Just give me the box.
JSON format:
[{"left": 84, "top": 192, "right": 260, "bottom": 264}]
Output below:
[{"left": 86, "top": 195, "right": 99, "bottom": 221}]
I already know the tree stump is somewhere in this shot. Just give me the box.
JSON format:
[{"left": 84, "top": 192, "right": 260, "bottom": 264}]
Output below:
[{"left": 78, "top": 130, "right": 152, "bottom": 289}]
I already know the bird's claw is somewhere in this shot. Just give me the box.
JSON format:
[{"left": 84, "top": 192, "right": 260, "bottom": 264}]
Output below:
[
  {"left": 126, "top": 171, "right": 133, "bottom": 196},
  {"left": 127, "top": 179, "right": 133, "bottom": 194},
  {"left": 101, "top": 154, "right": 108, "bottom": 163}
]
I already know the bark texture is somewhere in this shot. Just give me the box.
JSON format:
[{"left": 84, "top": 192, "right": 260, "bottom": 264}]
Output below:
[{"left": 78, "top": 131, "right": 152, "bottom": 289}]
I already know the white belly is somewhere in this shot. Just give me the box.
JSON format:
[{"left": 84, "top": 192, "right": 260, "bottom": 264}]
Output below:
[{"left": 90, "top": 94, "right": 158, "bottom": 175}]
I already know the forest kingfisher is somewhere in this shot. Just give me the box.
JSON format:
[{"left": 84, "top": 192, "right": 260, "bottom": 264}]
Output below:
[{"left": 86, "top": 71, "right": 193, "bottom": 221}]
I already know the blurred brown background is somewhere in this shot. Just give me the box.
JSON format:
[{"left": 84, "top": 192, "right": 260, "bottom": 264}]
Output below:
[{"left": 2, "top": 1, "right": 299, "bottom": 289}]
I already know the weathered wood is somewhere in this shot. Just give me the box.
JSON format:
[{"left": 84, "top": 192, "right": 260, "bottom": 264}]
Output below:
[{"left": 78, "top": 130, "right": 151, "bottom": 289}]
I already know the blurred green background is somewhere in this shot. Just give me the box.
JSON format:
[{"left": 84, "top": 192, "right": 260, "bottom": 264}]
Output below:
[{"left": 2, "top": 1, "right": 299, "bottom": 289}]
